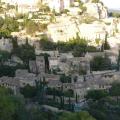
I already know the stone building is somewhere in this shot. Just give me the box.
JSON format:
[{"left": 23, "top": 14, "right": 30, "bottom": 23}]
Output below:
[
  {"left": 36, "top": 56, "right": 45, "bottom": 74},
  {"left": 67, "top": 57, "right": 90, "bottom": 75},
  {"left": 15, "top": 69, "right": 37, "bottom": 87},
  {"left": 46, "top": 70, "right": 120, "bottom": 101},
  {"left": 48, "top": 57, "right": 59, "bottom": 71},
  {"left": 0, "top": 76, "right": 19, "bottom": 94},
  {"left": 29, "top": 60, "right": 37, "bottom": 73},
  {"left": 0, "top": 37, "right": 13, "bottom": 52},
  {"left": 29, "top": 56, "right": 45, "bottom": 74}
]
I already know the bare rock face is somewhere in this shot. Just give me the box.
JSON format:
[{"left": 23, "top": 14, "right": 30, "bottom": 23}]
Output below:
[{"left": 84, "top": 2, "right": 108, "bottom": 19}]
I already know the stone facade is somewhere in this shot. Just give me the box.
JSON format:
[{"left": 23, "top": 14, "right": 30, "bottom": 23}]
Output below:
[
  {"left": 15, "top": 69, "right": 37, "bottom": 87},
  {"left": 36, "top": 56, "right": 45, "bottom": 74},
  {"left": 67, "top": 57, "right": 90, "bottom": 75},
  {"left": 0, "top": 76, "right": 19, "bottom": 94},
  {"left": 0, "top": 37, "right": 13, "bottom": 52},
  {"left": 49, "top": 57, "right": 59, "bottom": 71},
  {"left": 29, "top": 60, "right": 37, "bottom": 73},
  {"left": 29, "top": 56, "right": 45, "bottom": 74}
]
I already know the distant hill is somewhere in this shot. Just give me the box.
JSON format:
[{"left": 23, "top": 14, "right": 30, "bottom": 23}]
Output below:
[{"left": 108, "top": 9, "right": 120, "bottom": 13}]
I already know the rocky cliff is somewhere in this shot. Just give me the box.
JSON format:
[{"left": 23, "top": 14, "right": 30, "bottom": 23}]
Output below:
[{"left": 84, "top": 2, "right": 108, "bottom": 19}]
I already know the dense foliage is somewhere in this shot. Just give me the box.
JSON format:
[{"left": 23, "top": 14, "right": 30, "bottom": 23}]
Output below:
[
  {"left": 90, "top": 55, "right": 112, "bottom": 71},
  {"left": 0, "top": 87, "right": 27, "bottom": 120},
  {"left": 40, "top": 35, "right": 100, "bottom": 56},
  {"left": 59, "top": 111, "right": 96, "bottom": 120},
  {"left": 12, "top": 38, "right": 36, "bottom": 67},
  {"left": 0, "top": 17, "right": 19, "bottom": 38},
  {"left": 86, "top": 83, "right": 120, "bottom": 120},
  {"left": 0, "top": 65, "right": 26, "bottom": 77},
  {"left": 20, "top": 85, "right": 37, "bottom": 98}
]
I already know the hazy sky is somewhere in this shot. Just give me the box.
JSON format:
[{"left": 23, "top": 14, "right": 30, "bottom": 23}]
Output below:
[{"left": 101, "top": 0, "right": 120, "bottom": 9}]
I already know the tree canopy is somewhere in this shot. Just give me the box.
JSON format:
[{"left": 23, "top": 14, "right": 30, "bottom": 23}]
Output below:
[
  {"left": 90, "top": 55, "right": 111, "bottom": 71},
  {"left": 0, "top": 17, "right": 19, "bottom": 38},
  {"left": 12, "top": 38, "right": 36, "bottom": 67},
  {"left": 0, "top": 87, "right": 27, "bottom": 120},
  {"left": 86, "top": 90, "right": 109, "bottom": 101},
  {"left": 59, "top": 111, "right": 96, "bottom": 120},
  {"left": 20, "top": 85, "right": 37, "bottom": 98}
]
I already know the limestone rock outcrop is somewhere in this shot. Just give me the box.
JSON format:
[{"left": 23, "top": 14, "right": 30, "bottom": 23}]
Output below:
[{"left": 84, "top": 2, "right": 108, "bottom": 19}]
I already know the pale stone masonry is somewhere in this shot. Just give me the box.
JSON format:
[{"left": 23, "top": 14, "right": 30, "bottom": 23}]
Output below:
[
  {"left": 67, "top": 57, "right": 90, "bottom": 75},
  {"left": 36, "top": 56, "right": 45, "bottom": 74},
  {"left": 0, "top": 37, "right": 13, "bottom": 52},
  {"left": 0, "top": 69, "right": 120, "bottom": 101},
  {"left": 0, "top": 76, "right": 19, "bottom": 94},
  {"left": 48, "top": 55, "right": 90, "bottom": 75},
  {"left": 29, "top": 60, "right": 37, "bottom": 74},
  {"left": 29, "top": 56, "right": 45, "bottom": 74},
  {"left": 15, "top": 69, "right": 37, "bottom": 87},
  {"left": 84, "top": 2, "right": 108, "bottom": 19},
  {"left": 48, "top": 57, "right": 59, "bottom": 71}
]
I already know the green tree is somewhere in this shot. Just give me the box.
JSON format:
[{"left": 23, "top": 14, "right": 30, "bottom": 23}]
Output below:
[
  {"left": 90, "top": 55, "right": 111, "bottom": 71},
  {"left": 86, "top": 90, "right": 109, "bottom": 101},
  {"left": 2, "top": 17, "right": 19, "bottom": 32},
  {"left": 60, "top": 74, "right": 72, "bottom": 83},
  {"left": 0, "top": 50, "right": 10, "bottom": 64},
  {"left": 28, "top": 108, "right": 57, "bottom": 120},
  {"left": 25, "top": 20, "right": 38, "bottom": 36},
  {"left": 40, "top": 38, "right": 56, "bottom": 51},
  {"left": 12, "top": 38, "right": 35, "bottom": 67},
  {"left": 117, "top": 50, "right": 120, "bottom": 71},
  {"left": 18, "top": 39, "right": 36, "bottom": 67},
  {"left": 64, "top": 89, "right": 74, "bottom": 110},
  {"left": 0, "top": 65, "right": 26, "bottom": 77},
  {"left": 0, "top": 17, "right": 4, "bottom": 28},
  {"left": 92, "top": 0, "right": 100, "bottom": 3},
  {"left": 72, "top": 35, "right": 88, "bottom": 57},
  {"left": 20, "top": 85, "right": 37, "bottom": 99},
  {"left": 0, "top": 87, "right": 27, "bottom": 120},
  {"left": 0, "top": 65, "right": 16, "bottom": 77},
  {"left": 110, "top": 82, "right": 120, "bottom": 103},
  {"left": 86, "top": 94, "right": 120, "bottom": 120},
  {"left": 73, "top": 44, "right": 87, "bottom": 57},
  {"left": 59, "top": 111, "right": 96, "bottom": 120},
  {"left": 95, "top": 38, "right": 101, "bottom": 46},
  {"left": 36, "top": 78, "right": 47, "bottom": 105},
  {"left": 102, "top": 33, "right": 110, "bottom": 50},
  {"left": 11, "top": 37, "right": 21, "bottom": 56}
]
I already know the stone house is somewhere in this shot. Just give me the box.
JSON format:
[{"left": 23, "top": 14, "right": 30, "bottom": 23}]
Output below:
[
  {"left": 36, "top": 73, "right": 61, "bottom": 89},
  {"left": 29, "top": 60, "right": 37, "bottom": 73},
  {"left": 48, "top": 57, "right": 59, "bottom": 71},
  {"left": 36, "top": 56, "right": 45, "bottom": 74},
  {"left": 15, "top": 69, "right": 37, "bottom": 87},
  {"left": 46, "top": 70, "right": 120, "bottom": 101},
  {"left": 0, "top": 37, "right": 13, "bottom": 52},
  {"left": 29, "top": 56, "right": 45, "bottom": 74},
  {"left": 0, "top": 76, "right": 19, "bottom": 94},
  {"left": 67, "top": 57, "right": 90, "bottom": 75}
]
